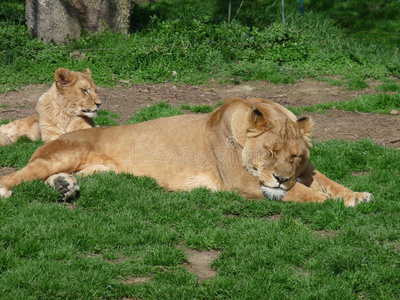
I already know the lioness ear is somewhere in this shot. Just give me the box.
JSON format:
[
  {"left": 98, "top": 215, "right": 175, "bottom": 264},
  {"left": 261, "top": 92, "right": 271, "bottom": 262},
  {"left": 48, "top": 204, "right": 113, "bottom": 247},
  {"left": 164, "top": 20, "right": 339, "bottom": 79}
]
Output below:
[
  {"left": 297, "top": 116, "right": 313, "bottom": 137},
  {"left": 82, "top": 69, "right": 91, "bottom": 77},
  {"left": 249, "top": 105, "right": 271, "bottom": 130},
  {"left": 55, "top": 68, "right": 77, "bottom": 90}
]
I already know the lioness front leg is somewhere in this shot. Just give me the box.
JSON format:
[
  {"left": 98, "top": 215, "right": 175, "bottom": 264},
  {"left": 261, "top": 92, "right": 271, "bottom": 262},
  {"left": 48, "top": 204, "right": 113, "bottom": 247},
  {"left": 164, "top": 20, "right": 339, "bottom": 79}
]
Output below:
[
  {"left": 300, "top": 162, "right": 373, "bottom": 207},
  {"left": 282, "top": 182, "right": 329, "bottom": 204}
]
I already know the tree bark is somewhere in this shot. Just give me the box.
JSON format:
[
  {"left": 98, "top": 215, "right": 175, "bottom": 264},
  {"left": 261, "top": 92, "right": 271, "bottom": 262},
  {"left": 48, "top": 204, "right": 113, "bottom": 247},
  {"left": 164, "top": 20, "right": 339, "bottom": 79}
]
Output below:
[{"left": 26, "top": 0, "right": 131, "bottom": 43}]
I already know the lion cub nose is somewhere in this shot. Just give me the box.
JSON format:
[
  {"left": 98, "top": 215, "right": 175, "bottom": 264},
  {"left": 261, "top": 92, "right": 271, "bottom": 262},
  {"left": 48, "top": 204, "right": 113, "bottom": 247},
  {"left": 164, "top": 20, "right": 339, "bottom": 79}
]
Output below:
[{"left": 273, "top": 174, "right": 290, "bottom": 184}]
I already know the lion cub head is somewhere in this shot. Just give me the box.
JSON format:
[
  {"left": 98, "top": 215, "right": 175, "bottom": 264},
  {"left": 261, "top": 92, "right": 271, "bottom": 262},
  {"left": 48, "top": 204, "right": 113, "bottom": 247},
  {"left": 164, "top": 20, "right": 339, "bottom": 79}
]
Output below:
[
  {"left": 54, "top": 68, "right": 101, "bottom": 118},
  {"left": 241, "top": 103, "right": 313, "bottom": 200}
]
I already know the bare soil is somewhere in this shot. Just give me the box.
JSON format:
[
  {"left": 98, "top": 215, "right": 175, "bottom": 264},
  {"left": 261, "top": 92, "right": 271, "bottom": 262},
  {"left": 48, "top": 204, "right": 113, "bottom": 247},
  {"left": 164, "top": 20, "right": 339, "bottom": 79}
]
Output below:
[{"left": 1, "top": 79, "right": 399, "bottom": 148}]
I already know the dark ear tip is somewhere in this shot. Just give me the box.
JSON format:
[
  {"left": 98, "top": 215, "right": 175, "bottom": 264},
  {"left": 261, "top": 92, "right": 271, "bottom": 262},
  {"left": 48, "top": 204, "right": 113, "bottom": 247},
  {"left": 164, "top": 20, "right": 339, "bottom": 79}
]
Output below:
[{"left": 297, "top": 115, "right": 308, "bottom": 121}]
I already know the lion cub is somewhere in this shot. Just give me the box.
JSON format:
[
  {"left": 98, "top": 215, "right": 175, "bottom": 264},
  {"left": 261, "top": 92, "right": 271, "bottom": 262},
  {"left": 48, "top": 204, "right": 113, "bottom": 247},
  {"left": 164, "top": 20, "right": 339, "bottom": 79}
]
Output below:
[{"left": 0, "top": 68, "right": 101, "bottom": 145}]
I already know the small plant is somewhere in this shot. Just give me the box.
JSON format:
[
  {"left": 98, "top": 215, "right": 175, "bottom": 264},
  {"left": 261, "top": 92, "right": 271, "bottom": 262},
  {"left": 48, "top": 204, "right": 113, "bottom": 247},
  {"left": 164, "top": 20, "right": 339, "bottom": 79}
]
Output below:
[
  {"left": 375, "top": 80, "right": 400, "bottom": 92},
  {"left": 346, "top": 77, "right": 369, "bottom": 90},
  {"left": 288, "top": 93, "right": 400, "bottom": 115},
  {"left": 126, "top": 102, "right": 183, "bottom": 124},
  {"left": 180, "top": 104, "right": 214, "bottom": 113},
  {"left": 94, "top": 110, "right": 120, "bottom": 126},
  {"left": 0, "top": 119, "right": 13, "bottom": 125}
]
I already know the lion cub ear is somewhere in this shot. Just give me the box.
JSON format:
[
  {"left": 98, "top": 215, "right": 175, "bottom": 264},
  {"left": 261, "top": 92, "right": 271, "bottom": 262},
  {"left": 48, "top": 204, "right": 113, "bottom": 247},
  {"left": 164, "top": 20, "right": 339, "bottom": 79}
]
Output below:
[
  {"left": 54, "top": 68, "right": 78, "bottom": 91},
  {"left": 249, "top": 105, "right": 272, "bottom": 130},
  {"left": 297, "top": 116, "right": 313, "bottom": 137}
]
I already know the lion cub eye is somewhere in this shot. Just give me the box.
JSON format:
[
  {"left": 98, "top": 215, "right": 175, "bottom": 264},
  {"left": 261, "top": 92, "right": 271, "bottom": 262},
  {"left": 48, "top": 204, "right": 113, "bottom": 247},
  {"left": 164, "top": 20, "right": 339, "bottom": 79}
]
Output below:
[{"left": 81, "top": 89, "right": 90, "bottom": 94}]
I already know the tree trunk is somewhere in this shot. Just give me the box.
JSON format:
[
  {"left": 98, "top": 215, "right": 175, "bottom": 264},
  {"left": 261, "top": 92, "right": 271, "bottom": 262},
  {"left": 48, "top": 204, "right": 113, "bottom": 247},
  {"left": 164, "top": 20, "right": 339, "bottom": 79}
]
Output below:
[{"left": 26, "top": 0, "right": 131, "bottom": 43}]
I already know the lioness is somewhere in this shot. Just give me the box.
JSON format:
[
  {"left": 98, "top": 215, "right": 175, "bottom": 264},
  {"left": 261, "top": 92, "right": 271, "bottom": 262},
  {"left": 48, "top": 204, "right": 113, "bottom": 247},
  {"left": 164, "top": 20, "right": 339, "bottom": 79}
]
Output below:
[
  {"left": 0, "top": 68, "right": 100, "bottom": 145},
  {"left": 0, "top": 97, "right": 373, "bottom": 206}
]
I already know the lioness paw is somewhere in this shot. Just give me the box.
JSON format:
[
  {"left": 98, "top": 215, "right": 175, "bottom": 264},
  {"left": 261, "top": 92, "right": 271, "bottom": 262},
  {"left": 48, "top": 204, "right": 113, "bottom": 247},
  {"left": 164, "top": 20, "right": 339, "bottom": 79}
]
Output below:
[
  {"left": 344, "top": 192, "right": 373, "bottom": 207},
  {"left": 0, "top": 185, "right": 12, "bottom": 198},
  {"left": 46, "top": 173, "right": 80, "bottom": 200}
]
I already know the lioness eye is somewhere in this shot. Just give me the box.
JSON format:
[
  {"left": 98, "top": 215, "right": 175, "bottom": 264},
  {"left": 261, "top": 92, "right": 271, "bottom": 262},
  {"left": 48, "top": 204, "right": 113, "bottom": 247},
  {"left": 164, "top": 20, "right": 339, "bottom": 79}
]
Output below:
[{"left": 82, "top": 89, "right": 89, "bottom": 94}]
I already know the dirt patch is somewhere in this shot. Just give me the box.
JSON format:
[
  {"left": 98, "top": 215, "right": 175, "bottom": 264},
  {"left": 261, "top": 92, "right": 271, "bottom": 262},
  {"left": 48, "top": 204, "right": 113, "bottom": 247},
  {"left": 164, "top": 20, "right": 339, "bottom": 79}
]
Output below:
[
  {"left": 182, "top": 248, "right": 220, "bottom": 282},
  {"left": 314, "top": 230, "right": 338, "bottom": 239},
  {"left": 0, "top": 79, "right": 399, "bottom": 149},
  {"left": 119, "top": 276, "right": 151, "bottom": 285}
]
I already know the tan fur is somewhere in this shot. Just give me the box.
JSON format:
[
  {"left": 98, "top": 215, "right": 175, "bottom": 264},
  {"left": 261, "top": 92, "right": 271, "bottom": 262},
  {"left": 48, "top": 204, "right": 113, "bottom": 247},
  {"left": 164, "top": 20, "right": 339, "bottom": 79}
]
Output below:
[
  {"left": 0, "top": 97, "right": 372, "bottom": 206},
  {"left": 0, "top": 68, "right": 101, "bottom": 145}
]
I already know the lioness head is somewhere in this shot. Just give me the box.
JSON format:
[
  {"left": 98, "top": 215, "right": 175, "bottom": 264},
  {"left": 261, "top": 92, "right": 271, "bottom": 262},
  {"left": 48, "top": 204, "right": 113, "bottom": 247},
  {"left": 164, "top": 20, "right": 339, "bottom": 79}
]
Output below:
[
  {"left": 241, "top": 102, "right": 313, "bottom": 200},
  {"left": 54, "top": 68, "right": 101, "bottom": 118}
]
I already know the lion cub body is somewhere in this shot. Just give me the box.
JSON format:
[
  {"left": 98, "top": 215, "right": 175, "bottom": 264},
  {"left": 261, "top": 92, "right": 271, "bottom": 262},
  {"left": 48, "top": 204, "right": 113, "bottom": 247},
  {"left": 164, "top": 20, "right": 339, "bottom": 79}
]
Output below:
[
  {"left": 0, "top": 97, "right": 373, "bottom": 206},
  {"left": 0, "top": 68, "right": 100, "bottom": 145}
]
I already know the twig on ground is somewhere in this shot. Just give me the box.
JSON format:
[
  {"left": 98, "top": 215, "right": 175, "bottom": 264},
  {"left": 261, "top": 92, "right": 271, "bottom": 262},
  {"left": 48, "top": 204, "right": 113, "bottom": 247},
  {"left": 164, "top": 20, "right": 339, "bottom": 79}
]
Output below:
[
  {"left": 2, "top": 85, "right": 7, "bottom": 98},
  {"left": 355, "top": 109, "right": 375, "bottom": 115}
]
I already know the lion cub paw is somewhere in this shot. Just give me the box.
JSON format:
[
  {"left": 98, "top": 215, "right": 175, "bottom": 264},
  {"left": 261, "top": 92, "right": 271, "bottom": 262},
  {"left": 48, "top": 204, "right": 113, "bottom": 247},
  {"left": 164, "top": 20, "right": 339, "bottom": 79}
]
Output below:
[
  {"left": 46, "top": 173, "right": 80, "bottom": 200},
  {"left": 0, "top": 185, "right": 12, "bottom": 198},
  {"left": 344, "top": 192, "right": 374, "bottom": 207},
  {"left": 0, "top": 133, "right": 12, "bottom": 146}
]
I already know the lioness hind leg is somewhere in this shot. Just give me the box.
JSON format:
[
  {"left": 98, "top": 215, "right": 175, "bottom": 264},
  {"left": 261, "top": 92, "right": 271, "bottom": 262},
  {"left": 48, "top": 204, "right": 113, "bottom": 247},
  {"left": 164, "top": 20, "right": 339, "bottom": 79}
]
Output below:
[
  {"left": 46, "top": 173, "right": 80, "bottom": 200},
  {"left": 0, "top": 148, "right": 83, "bottom": 198}
]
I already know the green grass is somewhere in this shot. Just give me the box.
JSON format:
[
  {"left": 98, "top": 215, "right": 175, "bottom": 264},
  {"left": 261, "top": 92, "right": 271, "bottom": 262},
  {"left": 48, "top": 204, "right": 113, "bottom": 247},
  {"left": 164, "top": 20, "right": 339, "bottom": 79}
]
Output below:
[
  {"left": 0, "top": 138, "right": 399, "bottom": 299},
  {"left": 93, "top": 110, "right": 120, "bottom": 127},
  {"left": 1, "top": 103, "right": 400, "bottom": 299},
  {"left": 1, "top": 1, "right": 400, "bottom": 298},
  {"left": 288, "top": 93, "right": 400, "bottom": 115},
  {"left": 1, "top": 0, "right": 399, "bottom": 92},
  {"left": 179, "top": 104, "right": 214, "bottom": 113},
  {"left": 0, "top": 137, "right": 43, "bottom": 168},
  {"left": 126, "top": 102, "right": 183, "bottom": 124},
  {"left": 0, "top": 119, "right": 13, "bottom": 125},
  {"left": 376, "top": 80, "right": 400, "bottom": 93}
]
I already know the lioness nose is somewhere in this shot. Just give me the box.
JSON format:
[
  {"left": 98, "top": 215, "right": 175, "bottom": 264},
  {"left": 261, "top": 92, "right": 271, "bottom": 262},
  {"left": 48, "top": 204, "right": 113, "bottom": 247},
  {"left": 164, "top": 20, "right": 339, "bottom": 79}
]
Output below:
[{"left": 273, "top": 174, "right": 290, "bottom": 184}]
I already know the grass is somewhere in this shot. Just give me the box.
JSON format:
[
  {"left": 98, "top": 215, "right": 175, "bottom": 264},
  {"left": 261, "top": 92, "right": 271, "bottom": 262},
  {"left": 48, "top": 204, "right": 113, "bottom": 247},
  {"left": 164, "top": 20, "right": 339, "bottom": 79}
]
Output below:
[
  {"left": 1, "top": 104, "right": 400, "bottom": 299},
  {"left": 126, "top": 102, "right": 184, "bottom": 124},
  {"left": 0, "top": 119, "right": 13, "bottom": 125},
  {"left": 1, "top": 1, "right": 400, "bottom": 298},
  {"left": 376, "top": 80, "right": 400, "bottom": 93},
  {"left": 180, "top": 104, "right": 214, "bottom": 113},
  {"left": 0, "top": 0, "right": 399, "bottom": 92},
  {"left": 93, "top": 110, "right": 120, "bottom": 127},
  {"left": 288, "top": 93, "right": 400, "bottom": 115}
]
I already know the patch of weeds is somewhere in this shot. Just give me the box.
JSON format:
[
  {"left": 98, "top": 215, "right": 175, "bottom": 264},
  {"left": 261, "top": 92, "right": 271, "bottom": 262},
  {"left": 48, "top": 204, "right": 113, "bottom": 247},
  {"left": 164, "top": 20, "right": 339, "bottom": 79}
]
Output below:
[
  {"left": 126, "top": 102, "right": 183, "bottom": 124},
  {"left": 0, "top": 136, "right": 43, "bottom": 168},
  {"left": 289, "top": 93, "right": 400, "bottom": 115},
  {"left": 179, "top": 104, "right": 214, "bottom": 113},
  {"left": 0, "top": 118, "right": 13, "bottom": 125},
  {"left": 94, "top": 110, "right": 120, "bottom": 126},
  {"left": 375, "top": 80, "right": 400, "bottom": 93},
  {"left": 227, "top": 60, "right": 298, "bottom": 84},
  {"left": 346, "top": 77, "right": 369, "bottom": 90},
  {"left": 0, "top": 104, "right": 10, "bottom": 108},
  {"left": 317, "top": 77, "right": 345, "bottom": 86}
]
